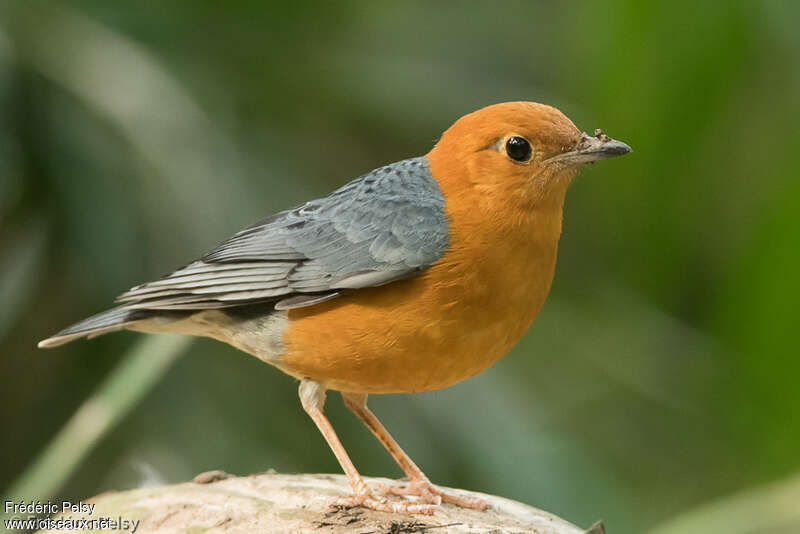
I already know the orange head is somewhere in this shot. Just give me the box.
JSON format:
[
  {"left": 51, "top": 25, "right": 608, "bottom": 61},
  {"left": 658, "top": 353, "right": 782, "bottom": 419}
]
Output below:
[{"left": 426, "top": 101, "right": 630, "bottom": 209}]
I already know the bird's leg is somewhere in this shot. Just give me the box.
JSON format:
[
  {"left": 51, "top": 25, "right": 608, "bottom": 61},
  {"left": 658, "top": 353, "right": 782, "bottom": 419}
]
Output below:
[
  {"left": 341, "top": 392, "right": 489, "bottom": 510},
  {"left": 298, "top": 380, "right": 435, "bottom": 514}
]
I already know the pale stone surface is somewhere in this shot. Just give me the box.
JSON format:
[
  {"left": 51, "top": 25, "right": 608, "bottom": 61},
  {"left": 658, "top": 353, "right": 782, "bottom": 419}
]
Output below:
[{"left": 39, "top": 472, "right": 603, "bottom": 534}]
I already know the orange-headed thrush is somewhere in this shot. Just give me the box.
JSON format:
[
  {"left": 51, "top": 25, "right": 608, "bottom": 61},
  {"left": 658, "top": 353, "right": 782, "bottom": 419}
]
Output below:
[{"left": 40, "top": 101, "right": 631, "bottom": 514}]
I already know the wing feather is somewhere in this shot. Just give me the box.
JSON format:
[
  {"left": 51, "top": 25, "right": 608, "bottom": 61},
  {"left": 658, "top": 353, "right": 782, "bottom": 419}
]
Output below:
[{"left": 115, "top": 157, "right": 448, "bottom": 312}]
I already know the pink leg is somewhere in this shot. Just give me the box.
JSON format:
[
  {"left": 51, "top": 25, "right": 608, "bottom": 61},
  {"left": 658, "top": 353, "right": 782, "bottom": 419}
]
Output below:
[
  {"left": 299, "top": 380, "right": 436, "bottom": 514},
  {"left": 341, "top": 392, "right": 489, "bottom": 510}
]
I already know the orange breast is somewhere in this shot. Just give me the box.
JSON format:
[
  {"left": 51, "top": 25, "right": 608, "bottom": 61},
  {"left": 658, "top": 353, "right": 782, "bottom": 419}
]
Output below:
[{"left": 280, "top": 151, "right": 572, "bottom": 394}]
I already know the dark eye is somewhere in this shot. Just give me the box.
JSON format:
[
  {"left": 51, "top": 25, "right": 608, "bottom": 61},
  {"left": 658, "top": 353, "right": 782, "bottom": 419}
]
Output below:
[{"left": 505, "top": 136, "right": 532, "bottom": 162}]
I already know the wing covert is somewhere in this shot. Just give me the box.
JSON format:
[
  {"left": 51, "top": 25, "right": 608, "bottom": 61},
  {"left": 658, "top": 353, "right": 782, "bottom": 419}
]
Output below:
[{"left": 116, "top": 157, "right": 449, "bottom": 310}]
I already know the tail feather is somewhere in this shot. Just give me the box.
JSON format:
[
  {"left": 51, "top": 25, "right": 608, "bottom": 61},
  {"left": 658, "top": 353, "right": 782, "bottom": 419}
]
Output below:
[{"left": 38, "top": 307, "right": 150, "bottom": 348}]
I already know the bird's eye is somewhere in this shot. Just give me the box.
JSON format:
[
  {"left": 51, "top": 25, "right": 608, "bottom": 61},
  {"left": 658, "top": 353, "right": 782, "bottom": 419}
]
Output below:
[{"left": 505, "top": 136, "right": 532, "bottom": 162}]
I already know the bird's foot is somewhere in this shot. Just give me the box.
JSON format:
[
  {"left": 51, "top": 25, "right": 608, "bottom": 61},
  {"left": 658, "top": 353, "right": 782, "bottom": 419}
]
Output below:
[
  {"left": 377, "top": 479, "right": 489, "bottom": 510},
  {"left": 334, "top": 489, "right": 437, "bottom": 515}
]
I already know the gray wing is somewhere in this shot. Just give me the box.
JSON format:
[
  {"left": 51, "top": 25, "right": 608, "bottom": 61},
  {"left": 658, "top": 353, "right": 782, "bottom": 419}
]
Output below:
[{"left": 115, "top": 157, "right": 449, "bottom": 311}]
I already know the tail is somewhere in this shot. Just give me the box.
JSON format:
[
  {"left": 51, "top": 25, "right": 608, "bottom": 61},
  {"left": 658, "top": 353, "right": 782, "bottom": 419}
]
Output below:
[{"left": 38, "top": 307, "right": 151, "bottom": 348}]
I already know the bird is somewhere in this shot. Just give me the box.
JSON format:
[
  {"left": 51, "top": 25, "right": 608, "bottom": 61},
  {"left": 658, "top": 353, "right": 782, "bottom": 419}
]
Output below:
[{"left": 39, "top": 101, "right": 631, "bottom": 514}]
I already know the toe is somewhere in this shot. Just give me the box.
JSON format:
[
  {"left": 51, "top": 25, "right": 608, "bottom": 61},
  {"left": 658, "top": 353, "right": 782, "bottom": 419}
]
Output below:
[
  {"left": 383, "top": 480, "right": 489, "bottom": 510},
  {"left": 438, "top": 491, "right": 489, "bottom": 510},
  {"left": 333, "top": 490, "right": 437, "bottom": 515}
]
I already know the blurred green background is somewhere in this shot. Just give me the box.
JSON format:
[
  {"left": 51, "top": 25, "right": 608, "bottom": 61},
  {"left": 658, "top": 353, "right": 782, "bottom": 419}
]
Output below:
[{"left": 1, "top": 1, "right": 799, "bottom": 533}]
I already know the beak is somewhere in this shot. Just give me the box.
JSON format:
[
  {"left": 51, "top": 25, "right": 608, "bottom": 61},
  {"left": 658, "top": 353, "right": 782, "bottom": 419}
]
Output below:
[{"left": 546, "top": 129, "right": 632, "bottom": 165}]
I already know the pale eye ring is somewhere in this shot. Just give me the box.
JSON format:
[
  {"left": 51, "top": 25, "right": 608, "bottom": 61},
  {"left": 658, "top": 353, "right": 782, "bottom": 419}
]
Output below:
[{"left": 505, "top": 136, "right": 533, "bottom": 162}]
